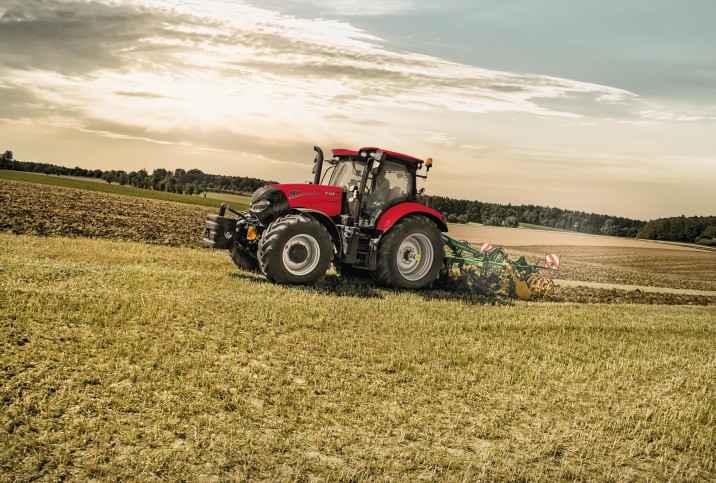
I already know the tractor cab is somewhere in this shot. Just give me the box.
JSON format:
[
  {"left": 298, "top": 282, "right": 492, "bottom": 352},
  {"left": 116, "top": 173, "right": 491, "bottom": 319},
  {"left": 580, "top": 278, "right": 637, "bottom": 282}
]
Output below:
[{"left": 325, "top": 147, "right": 427, "bottom": 227}]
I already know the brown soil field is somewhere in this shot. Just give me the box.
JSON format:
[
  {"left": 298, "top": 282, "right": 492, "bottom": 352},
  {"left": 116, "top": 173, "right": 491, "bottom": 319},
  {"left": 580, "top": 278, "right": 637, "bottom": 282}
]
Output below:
[
  {"left": 448, "top": 224, "right": 716, "bottom": 293},
  {"left": 447, "top": 223, "right": 702, "bottom": 250},
  {"left": 1, "top": 179, "right": 215, "bottom": 247}
]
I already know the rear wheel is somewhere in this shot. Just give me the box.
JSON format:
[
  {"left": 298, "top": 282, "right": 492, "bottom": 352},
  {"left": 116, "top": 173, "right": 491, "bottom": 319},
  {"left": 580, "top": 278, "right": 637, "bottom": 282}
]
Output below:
[
  {"left": 372, "top": 215, "right": 443, "bottom": 289},
  {"left": 258, "top": 214, "right": 333, "bottom": 284}
]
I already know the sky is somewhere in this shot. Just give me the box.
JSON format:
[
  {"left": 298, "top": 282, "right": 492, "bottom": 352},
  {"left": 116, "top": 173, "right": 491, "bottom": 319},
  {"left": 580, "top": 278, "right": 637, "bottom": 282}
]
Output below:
[{"left": 1, "top": 0, "right": 714, "bottom": 220}]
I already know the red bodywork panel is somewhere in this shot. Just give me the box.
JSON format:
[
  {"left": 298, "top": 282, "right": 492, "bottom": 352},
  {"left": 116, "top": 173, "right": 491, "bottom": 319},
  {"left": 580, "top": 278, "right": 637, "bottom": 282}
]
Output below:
[
  {"left": 376, "top": 203, "right": 448, "bottom": 233},
  {"left": 271, "top": 183, "right": 343, "bottom": 218},
  {"left": 332, "top": 148, "right": 358, "bottom": 156}
]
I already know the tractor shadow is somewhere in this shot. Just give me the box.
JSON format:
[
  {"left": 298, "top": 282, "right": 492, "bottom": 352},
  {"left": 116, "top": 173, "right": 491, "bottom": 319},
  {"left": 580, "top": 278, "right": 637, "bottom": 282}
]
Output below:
[
  {"left": 229, "top": 270, "right": 383, "bottom": 298},
  {"left": 230, "top": 271, "right": 512, "bottom": 305},
  {"left": 309, "top": 275, "right": 514, "bottom": 305}
]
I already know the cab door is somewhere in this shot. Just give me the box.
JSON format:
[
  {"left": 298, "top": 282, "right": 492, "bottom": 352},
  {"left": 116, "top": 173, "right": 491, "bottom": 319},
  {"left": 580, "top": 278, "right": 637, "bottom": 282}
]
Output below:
[{"left": 361, "top": 160, "right": 413, "bottom": 225}]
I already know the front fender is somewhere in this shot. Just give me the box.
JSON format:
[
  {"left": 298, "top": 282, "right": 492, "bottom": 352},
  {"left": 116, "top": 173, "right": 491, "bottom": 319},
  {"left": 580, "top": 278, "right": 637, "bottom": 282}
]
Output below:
[
  {"left": 375, "top": 203, "right": 448, "bottom": 233},
  {"left": 291, "top": 208, "right": 342, "bottom": 253}
]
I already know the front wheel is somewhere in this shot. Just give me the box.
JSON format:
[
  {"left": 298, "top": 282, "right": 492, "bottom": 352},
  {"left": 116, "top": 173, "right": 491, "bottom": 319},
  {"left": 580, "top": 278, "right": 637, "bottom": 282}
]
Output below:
[
  {"left": 372, "top": 215, "right": 443, "bottom": 289},
  {"left": 258, "top": 214, "right": 333, "bottom": 284},
  {"left": 228, "top": 243, "right": 259, "bottom": 272}
]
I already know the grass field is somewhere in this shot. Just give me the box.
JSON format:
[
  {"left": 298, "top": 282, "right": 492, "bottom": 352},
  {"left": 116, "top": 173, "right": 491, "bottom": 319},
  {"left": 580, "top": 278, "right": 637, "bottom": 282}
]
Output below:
[
  {"left": 203, "top": 190, "right": 253, "bottom": 206},
  {"left": 2, "top": 173, "right": 715, "bottom": 480},
  {"left": 0, "top": 170, "right": 250, "bottom": 210},
  {"left": 518, "top": 222, "right": 570, "bottom": 232},
  {"left": 1, "top": 233, "right": 714, "bottom": 481}
]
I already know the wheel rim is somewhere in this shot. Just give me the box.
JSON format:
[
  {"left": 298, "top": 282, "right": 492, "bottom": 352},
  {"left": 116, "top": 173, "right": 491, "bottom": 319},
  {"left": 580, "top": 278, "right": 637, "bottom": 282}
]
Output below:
[
  {"left": 396, "top": 233, "right": 433, "bottom": 282},
  {"left": 282, "top": 234, "right": 321, "bottom": 276}
]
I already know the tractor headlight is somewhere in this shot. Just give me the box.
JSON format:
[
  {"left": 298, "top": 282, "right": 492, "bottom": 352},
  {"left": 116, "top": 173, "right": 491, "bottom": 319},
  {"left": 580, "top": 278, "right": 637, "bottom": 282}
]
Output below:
[{"left": 250, "top": 199, "right": 271, "bottom": 213}]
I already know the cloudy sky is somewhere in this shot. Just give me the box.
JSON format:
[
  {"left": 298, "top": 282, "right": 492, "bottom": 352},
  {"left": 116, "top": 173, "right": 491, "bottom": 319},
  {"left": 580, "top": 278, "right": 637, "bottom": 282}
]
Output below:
[{"left": 1, "top": 0, "right": 714, "bottom": 219}]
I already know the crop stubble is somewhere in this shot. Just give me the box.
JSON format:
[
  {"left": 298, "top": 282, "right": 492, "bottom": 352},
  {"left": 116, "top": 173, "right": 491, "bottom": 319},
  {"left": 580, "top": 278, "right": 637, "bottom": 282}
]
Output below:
[{"left": 1, "top": 233, "right": 715, "bottom": 481}]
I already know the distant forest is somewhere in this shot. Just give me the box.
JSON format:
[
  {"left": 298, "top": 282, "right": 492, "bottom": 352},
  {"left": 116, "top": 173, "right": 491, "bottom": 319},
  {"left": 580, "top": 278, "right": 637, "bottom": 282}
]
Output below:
[
  {"left": 2, "top": 150, "right": 714, "bottom": 246},
  {"left": 636, "top": 216, "right": 716, "bottom": 247},
  {"left": 0, "top": 150, "right": 275, "bottom": 195},
  {"left": 419, "top": 194, "right": 645, "bottom": 237}
]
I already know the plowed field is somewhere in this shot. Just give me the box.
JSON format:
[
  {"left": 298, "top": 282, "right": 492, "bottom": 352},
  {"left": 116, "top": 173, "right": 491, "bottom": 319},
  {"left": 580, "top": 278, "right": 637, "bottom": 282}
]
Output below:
[
  {"left": 446, "top": 224, "right": 716, "bottom": 297},
  {"left": 1, "top": 178, "right": 215, "bottom": 247}
]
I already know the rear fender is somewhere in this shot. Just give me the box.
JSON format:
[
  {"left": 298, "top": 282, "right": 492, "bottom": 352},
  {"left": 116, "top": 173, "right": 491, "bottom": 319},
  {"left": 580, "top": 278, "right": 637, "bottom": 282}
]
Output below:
[
  {"left": 375, "top": 203, "right": 448, "bottom": 233},
  {"left": 291, "top": 208, "right": 342, "bottom": 254}
]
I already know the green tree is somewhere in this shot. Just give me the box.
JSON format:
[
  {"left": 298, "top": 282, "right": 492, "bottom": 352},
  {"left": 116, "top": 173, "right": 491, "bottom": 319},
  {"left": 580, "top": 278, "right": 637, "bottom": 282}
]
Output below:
[
  {"left": 601, "top": 219, "right": 619, "bottom": 236},
  {"left": 504, "top": 216, "right": 519, "bottom": 228},
  {"left": 102, "top": 172, "right": 116, "bottom": 184}
]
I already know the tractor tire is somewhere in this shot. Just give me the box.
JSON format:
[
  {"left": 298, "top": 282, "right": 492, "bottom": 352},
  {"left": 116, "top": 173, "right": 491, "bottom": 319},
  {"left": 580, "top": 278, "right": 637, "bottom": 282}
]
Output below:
[
  {"left": 228, "top": 243, "right": 259, "bottom": 272},
  {"left": 372, "top": 215, "right": 443, "bottom": 289},
  {"left": 258, "top": 214, "right": 333, "bottom": 285}
]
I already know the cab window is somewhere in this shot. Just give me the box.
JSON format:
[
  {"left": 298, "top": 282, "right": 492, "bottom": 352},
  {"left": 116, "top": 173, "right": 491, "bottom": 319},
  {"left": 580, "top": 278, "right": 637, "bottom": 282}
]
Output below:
[
  {"left": 368, "top": 160, "right": 410, "bottom": 201},
  {"left": 328, "top": 159, "right": 365, "bottom": 190}
]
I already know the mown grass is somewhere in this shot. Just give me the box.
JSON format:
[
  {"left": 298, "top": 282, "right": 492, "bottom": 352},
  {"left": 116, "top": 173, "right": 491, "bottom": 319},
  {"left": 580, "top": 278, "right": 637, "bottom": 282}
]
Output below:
[
  {"left": 0, "top": 170, "right": 250, "bottom": 210},
  {"left": 1, "top": 233, "right": 714, "bottom": 481},
  {"left": 204, "top": 190, "right": 253, "bottom": 206},
  {"left": 519, "top": 223, "right": 569, "bottom": 232}
]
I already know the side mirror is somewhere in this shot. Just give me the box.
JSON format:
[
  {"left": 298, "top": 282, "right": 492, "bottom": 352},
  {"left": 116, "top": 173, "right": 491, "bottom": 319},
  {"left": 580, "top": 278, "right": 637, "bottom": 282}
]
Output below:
[
  {"left": 370, "top": 150, "right": 385, "bottom": 176},
  {"left": 348, "top": 184, "right": 359, "bottom": 202}
]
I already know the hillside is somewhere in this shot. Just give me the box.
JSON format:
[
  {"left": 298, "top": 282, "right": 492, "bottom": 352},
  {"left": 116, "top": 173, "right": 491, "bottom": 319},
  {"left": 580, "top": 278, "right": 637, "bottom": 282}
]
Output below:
[{"left": 2, "top": 232, "right": 715, "bottom": 480}]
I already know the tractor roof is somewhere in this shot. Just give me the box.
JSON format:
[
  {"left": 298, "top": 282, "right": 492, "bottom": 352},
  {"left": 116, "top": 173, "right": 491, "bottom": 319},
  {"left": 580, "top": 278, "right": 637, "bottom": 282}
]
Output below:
[{"left": 332, "top": 147, "right": 425, "bottom": 166}]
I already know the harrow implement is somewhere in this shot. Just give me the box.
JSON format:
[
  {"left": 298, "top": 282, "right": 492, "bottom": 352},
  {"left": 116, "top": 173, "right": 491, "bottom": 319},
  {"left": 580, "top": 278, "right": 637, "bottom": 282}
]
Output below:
[{"left": 442, "top": 234, "right": 559, "bottom": 300}]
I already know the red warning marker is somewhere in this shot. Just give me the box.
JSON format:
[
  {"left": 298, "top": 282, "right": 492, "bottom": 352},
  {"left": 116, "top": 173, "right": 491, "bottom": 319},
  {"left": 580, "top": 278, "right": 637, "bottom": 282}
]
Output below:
[
  {"left": 545, "top": 253, "right": 560, "bottom": 270},
  {"left": 480, "top": 243, "right": 492, "bottom": 253}
]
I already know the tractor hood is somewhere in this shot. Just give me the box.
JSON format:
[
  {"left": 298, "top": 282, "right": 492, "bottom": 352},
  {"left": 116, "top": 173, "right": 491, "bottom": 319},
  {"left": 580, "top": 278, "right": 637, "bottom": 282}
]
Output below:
[{"left": 250, "top": 183, "right": 343, "bottom": 221}]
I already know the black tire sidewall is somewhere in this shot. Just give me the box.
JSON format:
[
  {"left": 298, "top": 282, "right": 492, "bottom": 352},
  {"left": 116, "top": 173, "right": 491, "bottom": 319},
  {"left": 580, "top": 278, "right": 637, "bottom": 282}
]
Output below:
[
  {"left": 376, "top": 216, "right": 443, "bottom": 289},
  {"left": 258, "top": 215, "right": 333, "bottom": 284},
  {"left": 228, "top": 243, "right": 259, "bottom": 272}
]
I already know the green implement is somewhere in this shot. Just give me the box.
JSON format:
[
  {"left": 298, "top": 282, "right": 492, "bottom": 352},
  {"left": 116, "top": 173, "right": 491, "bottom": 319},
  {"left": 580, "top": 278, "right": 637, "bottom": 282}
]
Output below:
[{"left": 441, "top": 234, "right": 559, "bottom": 300}]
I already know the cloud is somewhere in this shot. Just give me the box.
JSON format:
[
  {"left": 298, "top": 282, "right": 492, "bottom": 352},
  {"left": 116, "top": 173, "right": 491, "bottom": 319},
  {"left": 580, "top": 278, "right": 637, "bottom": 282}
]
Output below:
[
  {"left": 639, "top": 110, "right": 713, "bottom": 122},
  {"left": 0, "top": 0, "right": 637, "bottom": 149},
  {"left": 258, "top": 0, "right": 434, "bottom": 16},
  {"left": 115, "top": 91, "right": 171, "bottom": 99}
]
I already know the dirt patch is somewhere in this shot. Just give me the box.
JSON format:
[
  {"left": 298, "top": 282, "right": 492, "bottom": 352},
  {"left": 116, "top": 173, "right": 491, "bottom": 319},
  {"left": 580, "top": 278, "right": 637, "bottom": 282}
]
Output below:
[
  {"left": 447, "top": 223, "right": 700, "bottom": 251},
  {"left": 548, "top": 285, "right": 715, "bottom": 305},
  {"left": 508, "top": 245, "right": 716, "bottom": 292}
]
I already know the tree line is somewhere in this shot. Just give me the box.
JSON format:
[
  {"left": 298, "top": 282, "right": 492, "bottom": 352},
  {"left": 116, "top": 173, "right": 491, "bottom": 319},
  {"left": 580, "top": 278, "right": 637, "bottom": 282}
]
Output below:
[
  {"left": 419, "top": 194, "right": 646, "bottom": 238},
  {"left": 3, "top": 149, "right": 713, "bottom": 245},
  {"left": 0, "top": 151, "right": 275, "bottom": 195},
  {"left": 636, "top": 216, "right": 716, "bottom": 246}
]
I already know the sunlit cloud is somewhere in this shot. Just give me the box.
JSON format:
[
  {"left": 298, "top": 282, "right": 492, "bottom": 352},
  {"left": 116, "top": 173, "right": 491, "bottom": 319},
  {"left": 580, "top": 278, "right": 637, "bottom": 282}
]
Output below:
[
  {"left": 639, "top": 110, "right": 714, "bottom": 122},
  {"left": 4, "top": 0, "right": 713, "bottom": 219},
  {"left": 279, "top": 0, "right": 424, "bottom": 16},
  {"left": 0, "top": 0, "right": 636, "bottom": 150}
]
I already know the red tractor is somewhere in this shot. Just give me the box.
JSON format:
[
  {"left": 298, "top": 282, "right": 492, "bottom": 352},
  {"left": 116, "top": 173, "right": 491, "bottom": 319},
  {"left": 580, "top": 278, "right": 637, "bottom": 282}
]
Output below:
[{"left": 203, "top": 146, "right": 447, "bottom": 289}]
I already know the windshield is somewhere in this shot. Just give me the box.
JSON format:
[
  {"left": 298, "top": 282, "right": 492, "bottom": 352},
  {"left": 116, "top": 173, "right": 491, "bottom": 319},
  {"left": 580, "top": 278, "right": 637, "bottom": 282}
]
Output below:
[{"left": 328, "top": 158, "right": 365, "bottom": 190}]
